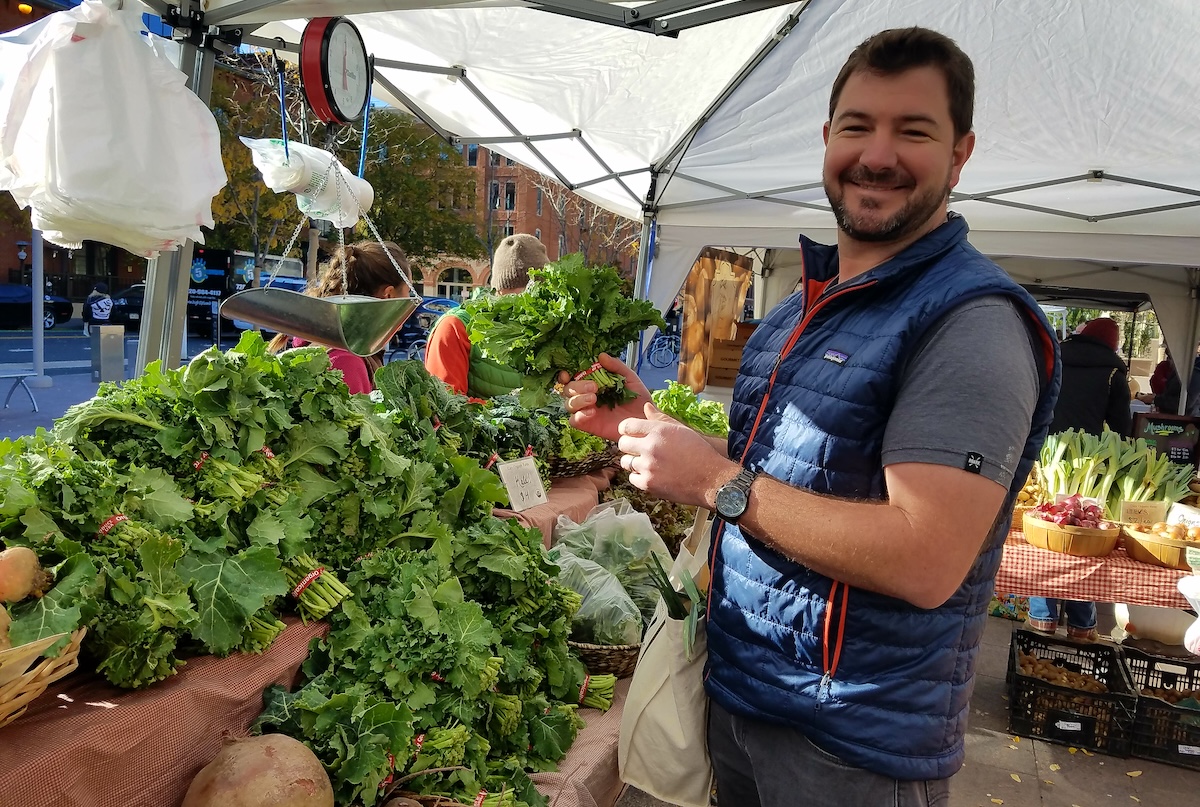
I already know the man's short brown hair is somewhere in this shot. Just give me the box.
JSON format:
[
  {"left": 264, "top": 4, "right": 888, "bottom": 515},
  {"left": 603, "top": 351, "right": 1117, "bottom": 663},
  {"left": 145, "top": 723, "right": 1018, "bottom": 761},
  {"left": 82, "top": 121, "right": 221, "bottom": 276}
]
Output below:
[{"left": 828, "top": 27, "right": 975, "bottom": 140}]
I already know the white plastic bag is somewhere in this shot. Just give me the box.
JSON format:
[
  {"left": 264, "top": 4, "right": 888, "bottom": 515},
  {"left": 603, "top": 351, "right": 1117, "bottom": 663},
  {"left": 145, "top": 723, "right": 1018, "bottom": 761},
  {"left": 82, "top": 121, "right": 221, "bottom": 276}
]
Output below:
[
  {"left": 619, "top": 509, "right": 715, "bottom": 807},
  {"left": 0, "top": 0, "right": 226, "bottom": 257},
  {"left": 240, "top": 137, "right": 374, "bottom": 228}
]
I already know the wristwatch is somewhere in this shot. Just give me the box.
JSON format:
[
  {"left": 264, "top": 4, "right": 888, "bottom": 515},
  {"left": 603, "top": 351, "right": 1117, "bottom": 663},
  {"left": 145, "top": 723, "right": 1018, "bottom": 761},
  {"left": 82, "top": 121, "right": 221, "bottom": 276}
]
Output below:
[{"left": 714, "top": 467, "right": 759, "bottom": 524}]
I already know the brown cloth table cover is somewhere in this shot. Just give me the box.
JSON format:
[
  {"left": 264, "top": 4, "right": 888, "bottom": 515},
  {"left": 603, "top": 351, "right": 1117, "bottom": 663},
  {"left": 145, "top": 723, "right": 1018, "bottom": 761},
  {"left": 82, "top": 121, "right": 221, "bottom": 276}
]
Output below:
[
  {"left": 0, "top": 620, "right": 629, "bottom": 807},
  {"left": 0, "top": 618, "right": 329, "bottom": 807},
  {"left": 995, "top": 531, "right": 1189, "bottom": 609},
  {"left": 495, "top": 467, "right": 615, "bottom": 547}
]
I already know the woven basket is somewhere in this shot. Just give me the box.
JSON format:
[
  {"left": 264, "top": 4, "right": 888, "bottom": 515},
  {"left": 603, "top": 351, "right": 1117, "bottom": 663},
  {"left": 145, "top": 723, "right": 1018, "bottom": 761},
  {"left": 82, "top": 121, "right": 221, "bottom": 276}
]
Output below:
[
  {"left": 547, "top": 444, "right": 619, "bottom": 479},
  {"left": 1122, "top": 526, "right": 1194, "bottom": 571},
  {"left": 568, "top": 639, "right": 641, "bottom": 679},
  {"left": 1010, "top": 505, "right": 1035, "bottom": 532},
  {"left": 1022, "top": 512, "right": 1119, "bottom": 557},
  {"left": 0, "top": 627, "right": 87, "bottom": 729}
]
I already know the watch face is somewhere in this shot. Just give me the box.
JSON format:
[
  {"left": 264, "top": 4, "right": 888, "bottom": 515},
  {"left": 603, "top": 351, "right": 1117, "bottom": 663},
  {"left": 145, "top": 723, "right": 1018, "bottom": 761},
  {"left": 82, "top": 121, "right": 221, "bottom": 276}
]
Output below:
[
  {"left": 328, "top": 21, "right": 369, "bottom": 121},
  {"left": 715, "top": 485, "right": 749, "bottom": 521}
]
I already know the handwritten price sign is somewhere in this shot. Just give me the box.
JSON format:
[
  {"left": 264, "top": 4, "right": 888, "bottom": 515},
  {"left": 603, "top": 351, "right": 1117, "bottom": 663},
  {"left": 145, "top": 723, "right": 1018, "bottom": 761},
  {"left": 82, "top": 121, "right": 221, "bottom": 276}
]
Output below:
[{"left": 497, "top": 457, "right": 548, "bottom": 512}]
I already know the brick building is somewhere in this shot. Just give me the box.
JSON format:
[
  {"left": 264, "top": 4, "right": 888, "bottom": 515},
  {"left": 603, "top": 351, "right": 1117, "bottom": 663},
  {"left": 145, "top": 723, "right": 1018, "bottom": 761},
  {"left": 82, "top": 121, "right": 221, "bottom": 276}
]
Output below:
[{"left": 420, "top": 144, "right": 639, "bottom": 301}]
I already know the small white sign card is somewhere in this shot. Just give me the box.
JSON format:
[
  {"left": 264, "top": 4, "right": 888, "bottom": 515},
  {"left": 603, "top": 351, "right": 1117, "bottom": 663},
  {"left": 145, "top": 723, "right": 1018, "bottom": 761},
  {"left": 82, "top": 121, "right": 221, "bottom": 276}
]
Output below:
[
  {"left": 497, "top": 457, "right": 548, "bottom": 512},
  {"left": 1120, "top": 500, "right": 1169, "bottom": 526}
]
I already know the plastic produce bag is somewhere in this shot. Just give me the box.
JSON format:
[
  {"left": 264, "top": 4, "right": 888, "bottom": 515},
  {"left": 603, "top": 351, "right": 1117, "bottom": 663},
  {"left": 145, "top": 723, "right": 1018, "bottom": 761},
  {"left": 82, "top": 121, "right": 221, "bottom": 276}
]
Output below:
[
  {"left": 241, "top": 137, "right": 374, "bottom": 228},
  {"left": 551, "top": 547, "right": 642, "bottom": 646},
  {"left": 0, "top": 0, "right": 226, "bottom": 257},
  {"left": 555, "top": 500, "right": 672, "bottom": 628}
]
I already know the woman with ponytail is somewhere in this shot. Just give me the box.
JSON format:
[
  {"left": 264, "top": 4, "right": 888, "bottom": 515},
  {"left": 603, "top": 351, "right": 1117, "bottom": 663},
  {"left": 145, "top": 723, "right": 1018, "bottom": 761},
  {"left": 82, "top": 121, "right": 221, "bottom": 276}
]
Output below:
[{"left": 268, "top": 241, "right": 410, "bottom": 393}]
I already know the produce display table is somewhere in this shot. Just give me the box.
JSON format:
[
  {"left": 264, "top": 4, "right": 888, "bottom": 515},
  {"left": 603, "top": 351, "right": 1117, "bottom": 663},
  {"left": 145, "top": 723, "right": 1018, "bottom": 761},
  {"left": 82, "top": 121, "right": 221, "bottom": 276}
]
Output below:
[
  {"left": 995, "top": 531, "right": 1190, "bottom": 609},
  {"left": 496, "top": 467, "right": 616, "bottom": 547},
  {"left": 0, "top": 618, "right": 630, "bottom": 807}
]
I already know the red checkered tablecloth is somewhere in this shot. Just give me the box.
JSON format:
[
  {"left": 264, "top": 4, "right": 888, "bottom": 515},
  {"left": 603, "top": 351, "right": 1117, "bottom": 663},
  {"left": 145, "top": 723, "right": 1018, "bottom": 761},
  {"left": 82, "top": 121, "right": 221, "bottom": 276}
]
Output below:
[{"left": 995, "top": 531, "right": 1189, "bottom": 609}]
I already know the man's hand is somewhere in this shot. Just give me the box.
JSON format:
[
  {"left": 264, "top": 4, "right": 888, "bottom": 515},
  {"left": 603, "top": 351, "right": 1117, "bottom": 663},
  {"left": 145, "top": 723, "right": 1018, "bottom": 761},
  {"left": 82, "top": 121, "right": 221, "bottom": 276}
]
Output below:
[
  {"left": 616, "top": 403, "right": 739, "bottom": 508},
  {"left": 558, "top": 353, "right": 652, "bottom": 443}
]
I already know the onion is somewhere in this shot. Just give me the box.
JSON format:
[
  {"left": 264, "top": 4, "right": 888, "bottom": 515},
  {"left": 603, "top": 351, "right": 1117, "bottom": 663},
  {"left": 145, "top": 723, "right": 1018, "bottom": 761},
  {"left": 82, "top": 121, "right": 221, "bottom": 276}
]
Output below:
[{"left": 181, "top": 734, "right": 333, "bottom": 807}]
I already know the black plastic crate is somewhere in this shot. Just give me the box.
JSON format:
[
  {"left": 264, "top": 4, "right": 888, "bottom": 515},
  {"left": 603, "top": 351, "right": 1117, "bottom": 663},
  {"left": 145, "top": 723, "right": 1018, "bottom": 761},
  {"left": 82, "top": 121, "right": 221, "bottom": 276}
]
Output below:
[
  {"left": 1007, "top": 629, "right": 1136, "bottom": 756},
  {"left": 1122, "top": 646, "right": 1200, "bottom": 771}
]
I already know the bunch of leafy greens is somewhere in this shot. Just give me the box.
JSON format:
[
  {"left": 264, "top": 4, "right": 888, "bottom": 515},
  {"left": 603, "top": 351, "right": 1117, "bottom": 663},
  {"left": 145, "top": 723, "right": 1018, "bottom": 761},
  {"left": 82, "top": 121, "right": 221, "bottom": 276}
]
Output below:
[
  {"left": 462, "top": 254, "right": 664, "bottom": 407},
  {"left": 651, "top": 381, "right": 729, "bottom": 437},
  {"left": 0, "top": 334, "right": 604, "bottom": 807}
]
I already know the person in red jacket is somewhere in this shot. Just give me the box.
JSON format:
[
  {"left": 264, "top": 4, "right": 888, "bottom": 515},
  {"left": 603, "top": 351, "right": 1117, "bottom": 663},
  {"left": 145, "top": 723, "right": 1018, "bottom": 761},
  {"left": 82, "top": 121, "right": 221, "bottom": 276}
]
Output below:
[{"left": 268, "top": 241, "right": 411, "bottom": 394}]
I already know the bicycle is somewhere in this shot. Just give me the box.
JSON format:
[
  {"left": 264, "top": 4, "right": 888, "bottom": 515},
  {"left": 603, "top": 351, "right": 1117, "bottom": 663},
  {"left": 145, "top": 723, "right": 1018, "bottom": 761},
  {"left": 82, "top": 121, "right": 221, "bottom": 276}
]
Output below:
[{"left": 646, "top": 333, "right": 681, "bottom": 368}]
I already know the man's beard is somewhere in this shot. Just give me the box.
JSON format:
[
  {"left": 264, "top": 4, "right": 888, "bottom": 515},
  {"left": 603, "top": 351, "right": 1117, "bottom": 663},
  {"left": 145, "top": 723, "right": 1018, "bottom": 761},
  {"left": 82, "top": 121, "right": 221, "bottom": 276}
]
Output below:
[{"left": 825, "top": 166, "right": 949, "bottom": 243}]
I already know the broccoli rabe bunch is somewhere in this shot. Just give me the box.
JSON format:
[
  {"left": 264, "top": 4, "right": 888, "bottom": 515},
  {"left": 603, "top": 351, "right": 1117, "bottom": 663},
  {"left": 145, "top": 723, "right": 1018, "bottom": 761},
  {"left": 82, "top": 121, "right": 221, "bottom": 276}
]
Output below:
[{"left": 462, "top": 254, "right": 664, "bottom": 407}]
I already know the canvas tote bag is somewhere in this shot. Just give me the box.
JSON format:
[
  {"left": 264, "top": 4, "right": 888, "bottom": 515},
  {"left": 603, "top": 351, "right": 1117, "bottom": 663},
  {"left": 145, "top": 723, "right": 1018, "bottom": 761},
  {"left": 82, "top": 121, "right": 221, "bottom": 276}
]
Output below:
[{"left": 618, "top": 509, "right": 714, "bottom": 807}]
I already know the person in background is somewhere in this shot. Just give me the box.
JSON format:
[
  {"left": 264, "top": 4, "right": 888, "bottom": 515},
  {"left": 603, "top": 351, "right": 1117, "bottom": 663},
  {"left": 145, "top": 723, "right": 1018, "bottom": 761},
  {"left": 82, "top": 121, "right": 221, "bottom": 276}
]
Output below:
[
  {"left": 425, "top": 233, "right": 549, "bottom": 397},
  {"left": 1029, "top": 317, "right": 1129, "bottom": 642},
  {"left": 563, "top": 27, "right": 1058, "bottom": 806},
  {"left": 1139, "top": 345, "right": 1200, "bottom": 416},
  {"left": 83, "top": 282, "right": 111, "bottom": 337},
  {"left": 267, "top": 241, "right": 410, "bottom": 394}
]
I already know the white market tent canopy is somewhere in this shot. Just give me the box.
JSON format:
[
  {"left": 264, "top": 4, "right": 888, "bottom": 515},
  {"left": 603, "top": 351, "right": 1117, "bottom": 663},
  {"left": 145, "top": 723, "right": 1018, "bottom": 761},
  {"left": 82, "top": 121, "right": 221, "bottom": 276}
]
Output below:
[{"left": 136, "top": 0, "right": 1200, "bottom": 380}]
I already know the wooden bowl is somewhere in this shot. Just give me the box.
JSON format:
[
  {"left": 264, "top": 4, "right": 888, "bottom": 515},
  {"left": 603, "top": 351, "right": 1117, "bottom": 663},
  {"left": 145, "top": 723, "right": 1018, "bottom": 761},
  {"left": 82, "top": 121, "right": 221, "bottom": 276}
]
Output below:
[
  {"left": 1121, "top": 526, "right": 1195, "bottom": 571},
  {"left": 1022, "top": 512, "right": 1120, "bottom": 557}
]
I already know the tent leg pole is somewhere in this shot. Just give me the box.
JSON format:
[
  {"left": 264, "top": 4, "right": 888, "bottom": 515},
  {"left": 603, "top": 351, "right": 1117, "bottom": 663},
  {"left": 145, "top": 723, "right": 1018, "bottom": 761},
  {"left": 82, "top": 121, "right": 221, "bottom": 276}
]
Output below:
[
  {"left": 1180, "top": 291, "right": 1200, "bottom": 416},
  {"left": 137, "top": 11, "right": 214, "bottom": 375},
  {"left": 629, "top": 213, "right": 656, "bottom": 371}
]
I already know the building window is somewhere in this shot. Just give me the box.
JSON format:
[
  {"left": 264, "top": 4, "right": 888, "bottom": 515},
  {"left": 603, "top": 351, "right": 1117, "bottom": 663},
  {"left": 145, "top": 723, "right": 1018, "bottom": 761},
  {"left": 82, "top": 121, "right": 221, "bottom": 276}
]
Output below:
[
  {"left": 536, "top": 189, "right": 543, "bottom": 216},
  {"left": 467, "top": 144, "right": 478, "bottom": 166},
  {"left": 506, "top": 157, "right": 515, "bottom": 166},
  {"left": 489, "top": 181, "right": 500, "bottom": 210},
  {"left": 490, "top": 151, "right": 501, "bottom": 167},
  {"left": 504, "top": 182, "right": 516, "bottom": 211},
  {"left": 437, "top": 267, "right": 474, "bottom": 302},
  {"left": 504, "top": 222, "right": 515, "bottom": 237},
  {"left": 534, "top": 228, "right": 541, "bottom": 240},
  {"left": 558, "top": 233, "right": 566, "bottom": 258}
]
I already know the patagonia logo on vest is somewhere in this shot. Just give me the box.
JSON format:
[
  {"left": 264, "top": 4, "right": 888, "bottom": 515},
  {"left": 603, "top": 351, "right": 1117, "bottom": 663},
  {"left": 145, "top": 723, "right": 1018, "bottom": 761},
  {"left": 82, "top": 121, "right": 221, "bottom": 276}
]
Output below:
[{"left": 822, "top": 349, "right": 849, "bottom": 366}]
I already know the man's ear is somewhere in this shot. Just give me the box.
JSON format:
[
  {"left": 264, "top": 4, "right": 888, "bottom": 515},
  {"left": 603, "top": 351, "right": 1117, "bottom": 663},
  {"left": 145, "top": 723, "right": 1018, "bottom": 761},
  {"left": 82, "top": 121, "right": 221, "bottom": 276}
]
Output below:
[{"left": 948, "top": 131, "right": 976, "bottom": 190}]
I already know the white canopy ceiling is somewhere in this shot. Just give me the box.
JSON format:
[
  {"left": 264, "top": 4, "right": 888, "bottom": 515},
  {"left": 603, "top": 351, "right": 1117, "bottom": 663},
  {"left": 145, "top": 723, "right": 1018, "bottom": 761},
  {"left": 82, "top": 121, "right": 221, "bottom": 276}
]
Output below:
[{"left": 211, "top": 0, "right": 1200, "bottom": 314}]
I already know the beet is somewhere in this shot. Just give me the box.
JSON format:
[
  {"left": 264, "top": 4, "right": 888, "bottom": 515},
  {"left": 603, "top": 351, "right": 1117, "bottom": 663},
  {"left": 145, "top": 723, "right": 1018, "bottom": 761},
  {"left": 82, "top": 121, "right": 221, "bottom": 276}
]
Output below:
[{"left": 182, "top": 734, "right": 333, "bottom": 807}]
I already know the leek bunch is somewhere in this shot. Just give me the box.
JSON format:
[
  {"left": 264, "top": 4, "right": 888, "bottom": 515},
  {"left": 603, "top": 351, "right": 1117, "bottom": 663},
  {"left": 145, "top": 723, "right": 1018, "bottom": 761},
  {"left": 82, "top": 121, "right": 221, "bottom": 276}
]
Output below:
[{"left": 1038, "top": 429, "right": 1195, "bottom": 518}]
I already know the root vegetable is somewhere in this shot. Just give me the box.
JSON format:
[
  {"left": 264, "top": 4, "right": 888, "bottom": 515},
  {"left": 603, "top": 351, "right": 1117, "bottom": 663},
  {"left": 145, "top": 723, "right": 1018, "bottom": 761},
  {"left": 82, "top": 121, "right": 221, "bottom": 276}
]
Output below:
[
  {"left": 181, "top": 734, "right": 333, "bottom": 807},
  {"left": 0, "top": 547, "right": 52, "bottom": 603}
]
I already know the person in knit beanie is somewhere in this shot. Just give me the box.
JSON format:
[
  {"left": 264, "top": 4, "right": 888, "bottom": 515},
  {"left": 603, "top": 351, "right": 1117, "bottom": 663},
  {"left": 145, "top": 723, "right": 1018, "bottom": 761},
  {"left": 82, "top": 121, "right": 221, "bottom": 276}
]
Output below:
[
  {"left": 424, "top": 234, "right": 550, "bottom": 396},
  {"left": 1029, "top": 316, "right": 1130, "bottom": 642}
]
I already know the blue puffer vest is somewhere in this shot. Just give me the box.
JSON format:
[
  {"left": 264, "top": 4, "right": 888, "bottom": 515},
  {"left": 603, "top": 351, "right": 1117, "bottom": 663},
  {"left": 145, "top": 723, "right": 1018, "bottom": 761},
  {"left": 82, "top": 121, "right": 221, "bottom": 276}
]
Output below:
[{"left": 704, "top": 216, "right": 1061, "bottom": 781}]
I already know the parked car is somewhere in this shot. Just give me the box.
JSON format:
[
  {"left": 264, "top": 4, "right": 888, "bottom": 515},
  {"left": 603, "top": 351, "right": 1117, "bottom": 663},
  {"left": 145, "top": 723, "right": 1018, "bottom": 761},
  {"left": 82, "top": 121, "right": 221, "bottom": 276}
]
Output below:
[
  {"left": 387, "top": 297, "right": 459, "bottom": 361},
  {"left": 0, "top": 284, "right": 73, "bottom": 330},
  {"left": 108, "top": 284, "right": 145, "bottom": 328}
]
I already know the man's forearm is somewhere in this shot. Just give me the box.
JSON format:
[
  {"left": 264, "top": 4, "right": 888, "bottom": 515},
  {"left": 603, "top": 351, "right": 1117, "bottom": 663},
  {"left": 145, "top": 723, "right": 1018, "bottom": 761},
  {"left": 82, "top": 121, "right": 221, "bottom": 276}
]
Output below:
[{"left": 724, "top": 469, "right": 1002, "bottom": 609}]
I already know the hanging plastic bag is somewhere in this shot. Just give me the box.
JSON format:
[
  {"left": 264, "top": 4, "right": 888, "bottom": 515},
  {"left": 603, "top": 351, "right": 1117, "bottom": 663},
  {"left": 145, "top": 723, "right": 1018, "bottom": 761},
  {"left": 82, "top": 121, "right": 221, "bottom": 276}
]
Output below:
[
  {"left": 550, "top": 546, "right": 643, "bottom": 646},
  {"left": 619, "top": 509, "right": 714, "bottom": 807},
  {"left": 240, "top": 137, "right": 374, "bottom": 229},
  {"left": 554, "top": 499, "right": 672, "bottom": 628},
  {"left": 0, "top": 0, "right": 226, "bottom": 257}
]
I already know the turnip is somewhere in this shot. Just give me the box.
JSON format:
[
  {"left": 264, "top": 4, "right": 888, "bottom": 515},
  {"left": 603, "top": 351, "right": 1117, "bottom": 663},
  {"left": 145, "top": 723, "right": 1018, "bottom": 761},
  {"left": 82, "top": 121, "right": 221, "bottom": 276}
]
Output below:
[
  {"left": 0, "top": 547, "right": 52, "bottom": 603},
  {"left": 181, "top": 734, "right": 334, "bottom": 807}
]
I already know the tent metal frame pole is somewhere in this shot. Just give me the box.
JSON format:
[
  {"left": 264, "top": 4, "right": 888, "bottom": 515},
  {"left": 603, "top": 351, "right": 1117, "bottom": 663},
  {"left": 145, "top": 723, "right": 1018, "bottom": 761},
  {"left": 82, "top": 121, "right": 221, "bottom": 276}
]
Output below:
[
  {"left": 205, "top": 0, "right": 287, "bottom": 25},
  {"left": 629, "top": 174, "right": 660, "bottom": 366},
  {"left": 654, "top": 4, "right": 807, "bottom": 203},
  {"left": 371, "top": 72, "right": 457, "bottom": 144},
  {"left": 658, "top": 172, "right": 829, "bottom": 212},
  {"left": 572, "top": 168, "right": 649, "bottom": 191},
  {"left": 138, "top": 7, "right": 213, "bottom": 374},
  {"left": 529, "top": 0, "right": 797, "bottom": 34},
  {"left": 575, "top": 136, "right": 643, "bottom": 209}
]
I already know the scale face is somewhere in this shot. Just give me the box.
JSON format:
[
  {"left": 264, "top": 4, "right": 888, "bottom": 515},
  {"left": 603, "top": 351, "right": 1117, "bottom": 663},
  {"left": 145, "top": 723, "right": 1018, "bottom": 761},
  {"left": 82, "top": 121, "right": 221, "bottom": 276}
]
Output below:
[{"left": 300, "top": 16, "right": 370, "bottom": 125}]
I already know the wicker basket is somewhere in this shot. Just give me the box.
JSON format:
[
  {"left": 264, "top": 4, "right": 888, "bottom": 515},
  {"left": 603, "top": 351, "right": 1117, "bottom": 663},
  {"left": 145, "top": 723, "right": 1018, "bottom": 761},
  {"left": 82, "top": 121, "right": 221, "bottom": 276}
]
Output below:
[
  {"left": 1010, "top": 505, "right": 1034, "bottom": 532},
  {"left": 1122, "top": 526, "right": 1195, "bottom": 571},
  {"left": 547, "top": 444, "right": 619, "bottom": 479},
  {"left": 0, "top": 628, "right": 87, "bottom": 729},
  {"left": 1022, "top": 512, "right": 1120, "bottom": 557},
  {"left": 568, "top": 639, "right": 641, "bottom": 679}
]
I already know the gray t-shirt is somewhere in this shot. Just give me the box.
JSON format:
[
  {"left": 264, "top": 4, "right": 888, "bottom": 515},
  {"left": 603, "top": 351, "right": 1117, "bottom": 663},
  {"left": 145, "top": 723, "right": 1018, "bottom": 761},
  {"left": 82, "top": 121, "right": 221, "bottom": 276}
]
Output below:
[{"left": 881, "top": 295, "right": 1041, "bottom": 488}]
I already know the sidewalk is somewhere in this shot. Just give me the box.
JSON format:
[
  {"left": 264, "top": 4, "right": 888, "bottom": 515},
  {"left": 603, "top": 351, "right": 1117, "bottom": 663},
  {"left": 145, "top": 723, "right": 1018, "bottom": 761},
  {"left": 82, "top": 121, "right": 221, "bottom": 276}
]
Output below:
[{"left": 0, "top": 372, "right": 100, "bottom": 440}]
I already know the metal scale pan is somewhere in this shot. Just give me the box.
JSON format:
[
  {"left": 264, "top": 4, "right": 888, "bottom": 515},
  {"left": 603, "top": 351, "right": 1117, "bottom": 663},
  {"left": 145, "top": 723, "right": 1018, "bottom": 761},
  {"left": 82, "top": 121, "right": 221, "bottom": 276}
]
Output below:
[{"left": 220, "top": 288, "right": 420, "bottom": 357}]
